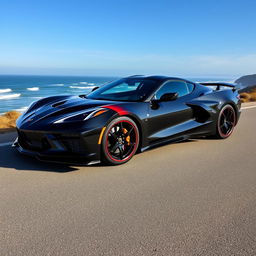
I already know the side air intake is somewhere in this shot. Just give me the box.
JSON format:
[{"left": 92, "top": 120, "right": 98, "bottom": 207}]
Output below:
[{"left": 190, "top": 105, "right": 211, "bottom": 123}]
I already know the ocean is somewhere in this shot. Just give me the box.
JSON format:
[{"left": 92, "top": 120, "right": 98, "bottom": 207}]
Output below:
[{"left": 0, "top": 75, "right": 234, "bottom": 114}]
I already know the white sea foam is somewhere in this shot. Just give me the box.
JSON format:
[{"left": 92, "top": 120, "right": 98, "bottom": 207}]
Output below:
[
  {"left": 27, "top": 87, "right": 39, "bottom": 91},
  {"left": 69, "top": 86, "right": 96, "bottom": 89},
  {"left": 52, "top": 83, "right": 64, "bottom": 86},
  {"left": 87, "top": 83, "right": 95, "bottom": 86},
  {"left": 0, "top": 88, "right": 12, "bottom": 93},
  {"left": 79, "top": 82, "right": 88, "bottom": 85},
  {"left": 196, "top": 80, "right": 220, "bottom": 83},
  {"left": 0, "top": 93, "right": 21, "bottom": 100},
  {"left": 15, "top": 106, "right": 29, "bottom": 112},
  {"left": 32, "top": 97, "right": 43, "bottom": 99}
]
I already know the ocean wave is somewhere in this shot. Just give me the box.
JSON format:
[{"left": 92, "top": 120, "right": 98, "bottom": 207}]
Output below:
[
  {"left": 79, "top": 82, "right": 95, "bottom": 85},
  {"left": 0, "top": 93, "right": 21, "bottom": 100},
  {"left": 0, "top": 88, "right": 12, "bottom": 93},
  {"left": 32, "top": 96, "right": 43, "bottom": 99},
  {"left": 52, "top": 83, "right": 64, "bottom": 86},
  {"left": 27, "top": 87, "right": 39, "bottom": 91},
  {"left": 15, "top": 106, "right": 29, "bottom": 112},
  {"left": 69, "top": 86, "right": 96, "bottom": 89}
]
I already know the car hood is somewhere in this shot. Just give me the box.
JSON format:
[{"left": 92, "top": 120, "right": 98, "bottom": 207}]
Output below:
[{"left": 17, "top": 95, "right": 122, "bottom": 129}]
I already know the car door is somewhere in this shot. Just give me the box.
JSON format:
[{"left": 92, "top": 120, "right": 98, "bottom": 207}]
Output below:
[{"left": 147, "top": 80, "right": 194, "bottom": 142}]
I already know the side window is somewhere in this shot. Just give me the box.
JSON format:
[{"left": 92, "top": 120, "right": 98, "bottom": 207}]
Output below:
[
  {"left": 186, "top": 82, "right": 195, "bottom": 93},
  {"left": 155, "top": 81, "right": 189, "bottom": 100}
]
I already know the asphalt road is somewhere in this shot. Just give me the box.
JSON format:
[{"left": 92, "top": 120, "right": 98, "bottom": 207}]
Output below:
[{"left": 1, "top": 107, "right": 256, "bottom": 256}]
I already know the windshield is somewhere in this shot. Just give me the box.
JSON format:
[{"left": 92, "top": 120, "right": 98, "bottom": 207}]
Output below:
[{"left": 86, "top": 78, "right": 160, "bottom": 102}]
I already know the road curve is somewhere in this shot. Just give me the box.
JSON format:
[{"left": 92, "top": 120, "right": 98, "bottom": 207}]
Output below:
[{"left": 0, "top": 107, "right": 256, "bottom": 255}]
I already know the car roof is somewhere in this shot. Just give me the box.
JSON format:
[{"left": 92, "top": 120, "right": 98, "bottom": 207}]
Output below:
[{"left": 126, "top": 75, "right": 191, "bottom": 83}]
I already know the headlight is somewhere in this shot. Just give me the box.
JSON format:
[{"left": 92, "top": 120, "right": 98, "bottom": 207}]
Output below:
[{"left": 54, "top": 108, "right": 108, "bottom": 124}]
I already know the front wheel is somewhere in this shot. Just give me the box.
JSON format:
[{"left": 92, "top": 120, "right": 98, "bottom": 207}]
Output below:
[
  {"left": 101, "top": 117, "right": 139, "bottom": 165},
  {"left": 214, "top": 104, "right": 236, "bottom": 139}
]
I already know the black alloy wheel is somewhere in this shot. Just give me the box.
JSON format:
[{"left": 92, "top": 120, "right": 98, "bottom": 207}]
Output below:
[{"left": 101, "top": 117, "right": 139, "bottom": 165}]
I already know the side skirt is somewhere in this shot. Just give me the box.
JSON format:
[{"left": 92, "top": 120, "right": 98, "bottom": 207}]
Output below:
[{"left": 140, "top": 135, "right": 189, "bottom": 152}]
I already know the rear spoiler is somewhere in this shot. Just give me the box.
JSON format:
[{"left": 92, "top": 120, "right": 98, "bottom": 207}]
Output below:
[{"left": 200, "top": 82, "right": 238, "bottom": 92}]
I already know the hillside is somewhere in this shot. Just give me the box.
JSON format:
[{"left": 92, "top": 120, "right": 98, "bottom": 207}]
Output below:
[{"left": 235, "top": 74, "right": 256, "bottom": 89}]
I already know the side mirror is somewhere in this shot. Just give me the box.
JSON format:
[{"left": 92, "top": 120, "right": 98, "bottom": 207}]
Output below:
[
  {"left": 150, "top": 92, "right": 178, "bottom": 109},
  {"left": 159, "top": 92, "right": 178, "bottom": 102}
]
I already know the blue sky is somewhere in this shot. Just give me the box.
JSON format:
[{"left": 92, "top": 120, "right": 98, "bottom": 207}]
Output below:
[{"left": 0, "top": 0, "right": 256, "bottom": 77}]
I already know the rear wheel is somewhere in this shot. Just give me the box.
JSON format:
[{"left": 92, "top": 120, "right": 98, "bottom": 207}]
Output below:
[
  {"left": 101, "top": 117, "right": 139, "bottom": 165},
  {"left": 214, "top": 104, "right": 236, "bottom": 139}
]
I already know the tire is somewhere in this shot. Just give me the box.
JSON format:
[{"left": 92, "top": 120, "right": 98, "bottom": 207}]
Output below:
[
  {"left": 101, "top": 117, "right": 140, "bottom": 165},
  {"left": 214, "top": 104, "right": 236, "bottom": 139}
]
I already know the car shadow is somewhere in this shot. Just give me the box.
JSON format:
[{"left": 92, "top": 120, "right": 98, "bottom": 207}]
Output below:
[
  {"left": 0, "top": 138, "right": 212, "bottom": 173},
  {"left": 0, "top": 145, "right": 81, "bottom": 172},
  {"left": 143, "top": 138, "right": 198, "bottom": 152}
]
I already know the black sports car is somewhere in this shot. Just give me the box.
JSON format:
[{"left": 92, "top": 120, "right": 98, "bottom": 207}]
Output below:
[{"left": 14, "top": 75, "right": 241, "bottom": 165}]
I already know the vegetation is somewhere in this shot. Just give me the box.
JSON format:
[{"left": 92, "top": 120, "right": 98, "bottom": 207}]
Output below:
[
  {"left": 240, "top": 89, "right": 256, "bottom": 103},
  {"left": 0, "top": 111, "right": 21, "bottom": 129}
]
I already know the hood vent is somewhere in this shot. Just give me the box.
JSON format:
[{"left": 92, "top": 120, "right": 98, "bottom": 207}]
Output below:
[{"left": 52, "top": 100, "right": 67, "bottom": 108}]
